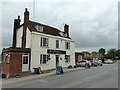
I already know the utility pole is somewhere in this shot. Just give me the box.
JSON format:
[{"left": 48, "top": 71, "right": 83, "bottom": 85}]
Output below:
[{"left": 33, "top": 0, "right": 35, "bottom": 21}]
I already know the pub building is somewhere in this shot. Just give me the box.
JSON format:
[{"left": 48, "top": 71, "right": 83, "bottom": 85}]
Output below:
[{"left": 2, "top": 8, "right": 75, "bottom": 77}]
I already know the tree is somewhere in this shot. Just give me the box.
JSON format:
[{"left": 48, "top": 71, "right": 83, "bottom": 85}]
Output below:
[
  {"left": 99, "top": 48, "right": 105, "bottom": 56},
  {"left": 91, "top": 52, "right": 98, "bottom": 58},
  {"left": 116, "top": 50, "right": 120, "bottom": 59},
  {"left": 107, "top": 49, "right": 116, "bottom": 60}
]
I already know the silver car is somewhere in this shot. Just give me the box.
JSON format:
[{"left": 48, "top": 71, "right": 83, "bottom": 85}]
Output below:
[
  {"left": 104, "top": 59, "right": 113, "bottom": 64},
  {"left": 98, "top": 60, "right": 103, "bottom": 66},
  {"left": 76, "top": 60, "right": 92, "bottom": 67}
]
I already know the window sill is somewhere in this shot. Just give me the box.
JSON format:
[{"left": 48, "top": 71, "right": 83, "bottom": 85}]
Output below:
[
  {"left": 65, "top": 62, "right": 71, "bottom": 64},
  {"left": 41, "top": 46, "right": 49, "bottom": 48},
  {"left": 40, "top": 64, "right": 49, "bottom": 65}
]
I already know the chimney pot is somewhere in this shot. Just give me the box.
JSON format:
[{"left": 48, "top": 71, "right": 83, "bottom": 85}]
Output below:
[
  {"left": 24, "top": 8, "right": 29, "bottom": 24},
  {"left": 18, "top": 15, "right": 20, "bottom": 19},
  {"left": 25, "top": 8, "right": 28, "bottom": 12}
]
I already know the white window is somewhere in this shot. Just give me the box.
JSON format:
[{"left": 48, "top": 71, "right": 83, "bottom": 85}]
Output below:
[
  {"left": 35, "top": 25, "right": 43, "bottom": 32},
  {"left": 56, "top": 40, "right": 59, "bottom": 48},
  {"left": 40, "top": 54, "right": 49, "bottom": 64},
  {"left": 23, "top": 55, "right": 29, "bottom": 64},
  {"left": 41, "top": 37, "right": 49, "bottom": 47},
  {"left": 65, "top": 42, "right": 70, "bottom": 49},
  {"left": 65, "top": 55, "right": 70, "bottom": 63}
]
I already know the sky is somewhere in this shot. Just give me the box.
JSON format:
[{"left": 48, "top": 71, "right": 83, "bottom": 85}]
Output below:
[{"left": 0, "top": 0, "right": 119, "bottom": 53}]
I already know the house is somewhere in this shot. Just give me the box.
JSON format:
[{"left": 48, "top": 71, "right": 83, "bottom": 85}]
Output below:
[
  {"left": 75, "top": 51, "right": 92, "bottom": 64},
  {"left": 91, "top": 52, "right": 103, "bottom": 60},
  {"left": 2, "top": 8, "right": 75, "bottom": 77}
]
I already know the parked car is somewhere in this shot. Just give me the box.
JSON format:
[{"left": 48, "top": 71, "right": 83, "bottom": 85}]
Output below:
[
  {"left": 104, "top": 59, "right": 113, "bottom": 64},
  {"left": 76, "top": 60, "right": 92, "bottom": 67},
  {"left": 90, "top": 60, "right": 99, "bottom": 66},
  {"left": 98, "top": 60, "right": 103, "bottom": 66}
]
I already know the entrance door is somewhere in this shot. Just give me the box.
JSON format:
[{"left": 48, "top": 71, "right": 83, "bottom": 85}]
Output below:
[
  {"left": 56, "top": 55, "right": 59, "bottom": 66},
  {"left": 22, "top": 54, "right": 29, "bottom": 72}
]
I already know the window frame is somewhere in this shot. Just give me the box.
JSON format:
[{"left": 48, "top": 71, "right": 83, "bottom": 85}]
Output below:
[
  {"left": 56, "top": 40, "right": 59, "bottom": 48},
  {"left": 65, "top": 55, "right": 70, "bottom": 63},
  {"left": 40, "top": 54, "right": 49, "bottom": 65},
  {"left": 65, "top": 41, "right": 70, "bottom": 50},
  {"left": 35, "top": 25, "right": 43, "bottom": 32},
  {"left": 40, "top": 37, "right": 49, "bottom": 47}
]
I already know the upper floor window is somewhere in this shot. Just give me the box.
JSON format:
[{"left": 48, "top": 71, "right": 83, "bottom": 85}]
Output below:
[
  {"left": 65, "top": 42, "right": 70, "bottom": 49},
  {"left": 35, "top": 25, "right": 43, "bottom": 32},
  {"left": 41, "top": 37, "right": 49, "bottom": 47},
  {"left": 56, "top": 40, "right": 59, "bottom": 48}
]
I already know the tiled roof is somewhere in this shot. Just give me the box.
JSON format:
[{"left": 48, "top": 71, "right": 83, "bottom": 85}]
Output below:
[
  {"left": 2, "top": 47, "right": 31, "bottom": 53},
  {"left": 27, "top": 21, "right": 71, "bottom": 39}
]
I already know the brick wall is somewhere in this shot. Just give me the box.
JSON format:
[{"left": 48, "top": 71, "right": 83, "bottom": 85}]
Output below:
[
  {"left": 10, "top": 52, "right": 22, "bottom": 76},
  {"left": 75, "top": 53, "right": 84, "bottom": 64},
  {"left": 2, "top": 52, "right": 22, "bottom": 77}
]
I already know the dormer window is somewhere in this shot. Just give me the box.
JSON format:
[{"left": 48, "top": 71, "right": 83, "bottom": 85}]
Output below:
[
  {"left": 35, "top": 25, "right": 43, "bottom": 32},
  {"left": 59, "top": 31, "right": 68, "bottom": 37},
  {"left": 59, "top": 31, "right": 64, "bottom": 37}
]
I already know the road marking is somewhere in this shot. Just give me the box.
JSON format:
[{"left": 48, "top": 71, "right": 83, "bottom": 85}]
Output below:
[{"left": 37, "top": 79, "right": 48, "bottom": 83}]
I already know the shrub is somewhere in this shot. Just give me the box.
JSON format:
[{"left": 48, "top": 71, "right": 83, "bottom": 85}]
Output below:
[
  {"left": 74, "top": 65, "right": 78, "bottom": 68},
  {"left": 2, "top": 74, "right": 6, "bottom": 78},
  {"left": 113, "top": 60, "right": 117, "bottom": 63},
  {"left": 68, "top": 65, "right": 73, "bottom": 68}
]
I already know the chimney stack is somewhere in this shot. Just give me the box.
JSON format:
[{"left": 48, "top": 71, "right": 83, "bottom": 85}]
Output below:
[
  {"left": 22, "top": 8, "right": 29, "bottom": 48},
  {"left": 12, "top": 16, "right": 21, "bottom": 47},
  {"left": 64, "top": 24, "right": 69, "bottom": 37},
  {"left": 24, "top": 8, "right": 29, "bottom": 24}
]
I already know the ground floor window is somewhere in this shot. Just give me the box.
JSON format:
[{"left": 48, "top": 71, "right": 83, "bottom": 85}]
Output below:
[
  {"left": 65, "top": 55, "right": 70, "bottom": 63},
  {"left": 40, "top": 54, "right": 49, "bottom": 64}
]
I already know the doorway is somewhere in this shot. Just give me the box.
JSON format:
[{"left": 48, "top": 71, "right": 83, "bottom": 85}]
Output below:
[
  {"left": 56, "top": 55, "right": 59, "bottom": 66},
  {"left": 22, "top": 53, "right": 29, "bottom": 72}
]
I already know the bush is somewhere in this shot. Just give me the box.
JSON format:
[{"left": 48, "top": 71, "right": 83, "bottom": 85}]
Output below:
[
  {"left": 2, "top": 74, "right": 6, "bottom": 78},
  {"left": 74, "top": 65, "right": 78, "bottom": 68},
  {"left": 68, "top": 65, "right": 73, "bottom": 68},
  {"left": 113, "top": 60, "right": 117, "bottom": 63}
]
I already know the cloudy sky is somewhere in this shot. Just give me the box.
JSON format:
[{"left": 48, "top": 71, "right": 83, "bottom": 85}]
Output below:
[{"left": 0, "top": 0, "right": 119, "bottom": 53}]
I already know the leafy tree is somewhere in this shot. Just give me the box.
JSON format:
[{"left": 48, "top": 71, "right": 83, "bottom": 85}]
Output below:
[
  {"left": 116, "top": 50, "right": 120, "bottom": 59},
  {"left": 99, "top": 48, "right": 105, "bottom": 56},
  {"left": 91, "top": 52, "right": 98, "bottom": 58},
  {"left": 104, "top": 54, "right": 110, "bottom": 59},
  {"left": 107, "top": 49, "right": 116, "bottom": 60}
]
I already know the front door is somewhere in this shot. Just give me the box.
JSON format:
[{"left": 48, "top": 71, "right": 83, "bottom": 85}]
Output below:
[
  {"left": 56, "top": 55, "right": 59, "bottom": 66},
  {"left": 22, "top": 54, "right": 29, "bottom": 72}
]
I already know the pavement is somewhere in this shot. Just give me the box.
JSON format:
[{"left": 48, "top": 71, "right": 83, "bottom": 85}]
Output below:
[{"left": 2, "top": 66, "right": 85, "bottom": 85}]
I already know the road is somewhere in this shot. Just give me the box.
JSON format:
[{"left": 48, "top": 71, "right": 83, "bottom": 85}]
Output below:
[{"left": 2, "top": 63, "right": 118, "bottom": 88}]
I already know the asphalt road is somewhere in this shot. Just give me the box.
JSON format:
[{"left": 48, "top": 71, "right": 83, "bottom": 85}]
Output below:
[{"left": 2, "top": 63, "right": 118, "bottom": 88}]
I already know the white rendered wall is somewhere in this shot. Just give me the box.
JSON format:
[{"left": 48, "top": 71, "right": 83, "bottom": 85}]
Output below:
[{"left": 30, "top": 31, "right": 75, "bottom": 71}]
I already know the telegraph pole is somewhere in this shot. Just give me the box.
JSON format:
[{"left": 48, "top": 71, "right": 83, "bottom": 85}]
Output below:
[{"left": 33, "top": 0, "right": 35, "bottom": 21}]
